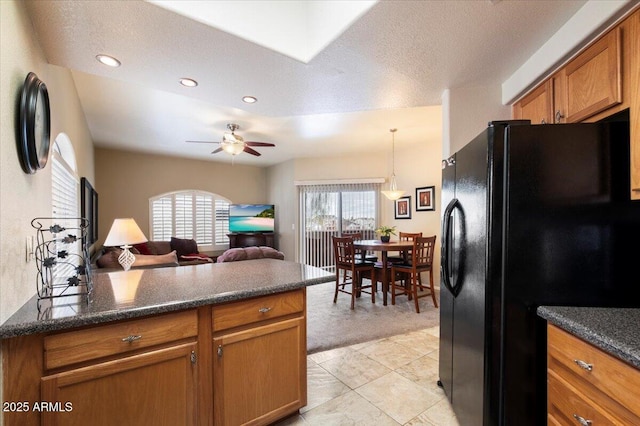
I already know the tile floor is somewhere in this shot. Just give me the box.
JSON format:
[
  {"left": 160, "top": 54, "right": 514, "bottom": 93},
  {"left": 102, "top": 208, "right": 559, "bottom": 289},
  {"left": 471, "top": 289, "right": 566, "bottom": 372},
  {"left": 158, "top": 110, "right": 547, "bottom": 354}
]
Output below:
[{"left": 276, "top": 326, "right": 460, "bottom": 426}]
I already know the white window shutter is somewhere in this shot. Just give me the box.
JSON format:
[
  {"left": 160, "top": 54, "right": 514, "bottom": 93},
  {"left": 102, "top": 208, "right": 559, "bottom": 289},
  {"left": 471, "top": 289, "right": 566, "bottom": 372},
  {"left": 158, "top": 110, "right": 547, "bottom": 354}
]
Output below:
[{"left": 150, "top": 191, "right": 230, "bottom": 249}]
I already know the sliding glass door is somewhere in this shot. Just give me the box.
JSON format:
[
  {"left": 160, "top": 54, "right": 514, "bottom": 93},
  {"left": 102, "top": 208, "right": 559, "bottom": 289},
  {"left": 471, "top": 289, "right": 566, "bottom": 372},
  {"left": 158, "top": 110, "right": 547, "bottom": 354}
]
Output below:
[{"left": 299, "top": 183, "right": 380, "bottom": 270}]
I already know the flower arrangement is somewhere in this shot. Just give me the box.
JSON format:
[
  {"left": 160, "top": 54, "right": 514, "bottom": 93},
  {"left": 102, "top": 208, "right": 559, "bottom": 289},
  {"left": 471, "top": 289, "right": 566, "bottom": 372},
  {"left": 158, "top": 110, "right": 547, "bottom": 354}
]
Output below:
[{"left": 375, "top": 225, "right": 397, "bottom": 242}]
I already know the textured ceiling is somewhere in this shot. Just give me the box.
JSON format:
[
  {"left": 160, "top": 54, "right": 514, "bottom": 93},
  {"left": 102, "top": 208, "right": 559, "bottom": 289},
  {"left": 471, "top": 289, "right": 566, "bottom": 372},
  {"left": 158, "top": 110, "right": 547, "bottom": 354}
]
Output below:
[{"left": 24, "top": 0, "right": 589, "bottom": 166}]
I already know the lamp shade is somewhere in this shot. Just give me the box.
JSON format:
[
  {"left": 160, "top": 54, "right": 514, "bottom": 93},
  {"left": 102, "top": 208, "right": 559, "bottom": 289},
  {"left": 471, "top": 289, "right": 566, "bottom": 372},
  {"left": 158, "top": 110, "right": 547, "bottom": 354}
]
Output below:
[
  {"left": 381, "top": 173, "right": 406, "bottom": 200},
  {"left": 222, "top": 141, "right": 245, "bottom": 155},
  {"left": 103, "top": 218, "right": 148, "bottom": 247}
]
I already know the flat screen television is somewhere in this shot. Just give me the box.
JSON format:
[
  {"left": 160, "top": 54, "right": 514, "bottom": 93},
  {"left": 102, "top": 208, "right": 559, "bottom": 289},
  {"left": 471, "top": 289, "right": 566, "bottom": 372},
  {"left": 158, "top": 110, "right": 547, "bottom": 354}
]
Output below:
[{"left": 229, "top": 204, "right": 275, "bottom": 233}]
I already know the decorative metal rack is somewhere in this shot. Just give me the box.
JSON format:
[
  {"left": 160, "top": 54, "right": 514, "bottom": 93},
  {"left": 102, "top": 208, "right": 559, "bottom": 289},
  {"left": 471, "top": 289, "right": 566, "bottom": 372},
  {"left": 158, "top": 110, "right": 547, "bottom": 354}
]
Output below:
[{"left": 31, "top": 217, "right": 93, "bottom": 311}]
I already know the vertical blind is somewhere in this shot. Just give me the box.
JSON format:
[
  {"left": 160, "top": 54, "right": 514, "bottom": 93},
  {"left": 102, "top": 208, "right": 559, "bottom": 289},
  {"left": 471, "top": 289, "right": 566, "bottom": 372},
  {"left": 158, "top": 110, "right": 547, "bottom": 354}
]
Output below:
[
  {"left": 150, "top": 191, "right": 230, "bottom": 249},
  {"left": 299, "top": 182, "right": 380, "bottom": 270}
]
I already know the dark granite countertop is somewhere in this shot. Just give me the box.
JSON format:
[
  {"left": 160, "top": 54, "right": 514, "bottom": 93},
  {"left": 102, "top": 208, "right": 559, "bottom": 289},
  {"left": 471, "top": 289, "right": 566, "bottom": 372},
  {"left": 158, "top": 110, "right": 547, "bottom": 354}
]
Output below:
[
  {"left": 537, "top": 306, "right": 640, "bottom": 369},
  {"left": 0, "top": 259, "right": 333, "bottom": 339}
]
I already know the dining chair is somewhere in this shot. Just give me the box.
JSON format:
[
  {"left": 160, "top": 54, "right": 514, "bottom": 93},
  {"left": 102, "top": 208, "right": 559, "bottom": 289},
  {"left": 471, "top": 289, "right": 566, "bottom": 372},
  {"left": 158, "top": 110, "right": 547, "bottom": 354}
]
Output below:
[
  {"left": 387, "top": 231, "right": 423, "bottom": 263},
  {"left": 342, "top": 231, "right": 377, "bottom": 262},
  {"left": 332, "top": 236, "right": 377, "bottom": 309},
  {"left": 390, "top": 235, "right": 438, "bottom": 313}
]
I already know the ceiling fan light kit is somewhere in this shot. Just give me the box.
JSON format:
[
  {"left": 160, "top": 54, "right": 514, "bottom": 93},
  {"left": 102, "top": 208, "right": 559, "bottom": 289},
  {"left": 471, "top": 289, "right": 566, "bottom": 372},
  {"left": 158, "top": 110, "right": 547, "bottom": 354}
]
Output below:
[
  {"left": 186, "top": 123, "right": 275, "bottom": 159},
  {"left": 381, "top": 128, "right": 406, "bottom": 201}
]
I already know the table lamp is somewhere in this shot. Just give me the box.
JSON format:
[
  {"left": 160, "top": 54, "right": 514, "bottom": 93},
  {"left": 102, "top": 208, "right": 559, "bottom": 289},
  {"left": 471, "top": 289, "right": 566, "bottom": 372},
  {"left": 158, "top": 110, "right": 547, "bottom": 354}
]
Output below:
[{"left": 103, "top": 218, "right": 148, "bottom": 271}]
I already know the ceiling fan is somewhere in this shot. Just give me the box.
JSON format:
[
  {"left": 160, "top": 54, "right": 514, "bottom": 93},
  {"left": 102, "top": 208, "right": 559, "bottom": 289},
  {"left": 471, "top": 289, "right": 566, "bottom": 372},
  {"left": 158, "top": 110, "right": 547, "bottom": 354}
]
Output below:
[{"left": 186, "top": 123, "right": 275, "bottom": 156}]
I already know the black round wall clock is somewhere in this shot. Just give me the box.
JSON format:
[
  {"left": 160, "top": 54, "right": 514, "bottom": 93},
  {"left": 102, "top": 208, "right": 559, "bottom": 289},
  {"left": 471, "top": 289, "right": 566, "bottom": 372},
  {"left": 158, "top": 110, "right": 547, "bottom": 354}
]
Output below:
[{"left": 18, "top": 72, "right": 51, "bottom": 174}]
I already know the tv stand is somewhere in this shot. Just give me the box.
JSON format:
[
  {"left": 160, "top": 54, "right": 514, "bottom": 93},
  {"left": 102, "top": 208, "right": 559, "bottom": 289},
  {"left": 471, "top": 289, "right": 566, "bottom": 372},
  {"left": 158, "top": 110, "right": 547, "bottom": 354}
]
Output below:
[{"left": 228, "top": 232, "right": 276, "bottom": 249}]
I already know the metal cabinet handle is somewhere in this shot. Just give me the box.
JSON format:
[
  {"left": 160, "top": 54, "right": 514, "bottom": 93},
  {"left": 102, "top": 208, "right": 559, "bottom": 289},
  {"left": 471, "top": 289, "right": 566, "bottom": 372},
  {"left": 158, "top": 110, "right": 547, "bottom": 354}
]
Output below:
[
  {"left": 121, "top": 335, "right": 142, "bottom": 343},
  {"left": 573, "top": 414, "right": 592, "bottom": 426},
  {"left": 574, "top": 359, "right": 593, "bottom": 371},
  {"left": 258, "top": 307, "right": 272, "bottom": 313},
  {"left": 555, "top": 110, "right": 565, "bottom": 123},
  {"left": 217, "top": 345, "right": 223, "bottom": 358},
  {"left": 541, "top": 119, "right": 546, "bottom": 124}
]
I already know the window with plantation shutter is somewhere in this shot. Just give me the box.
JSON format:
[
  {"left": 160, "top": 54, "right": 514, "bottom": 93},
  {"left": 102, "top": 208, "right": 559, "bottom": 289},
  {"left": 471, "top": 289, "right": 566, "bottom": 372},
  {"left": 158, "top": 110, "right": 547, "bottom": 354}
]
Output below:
[
  {"left": 214, "top": 199, "right": 230, "bottom": 245},
  {"left": 51, "top": 139, "right": 80, "bottom": 280},
  {"left": 149, "top": 190, "right": 230, "bottom": 251}
]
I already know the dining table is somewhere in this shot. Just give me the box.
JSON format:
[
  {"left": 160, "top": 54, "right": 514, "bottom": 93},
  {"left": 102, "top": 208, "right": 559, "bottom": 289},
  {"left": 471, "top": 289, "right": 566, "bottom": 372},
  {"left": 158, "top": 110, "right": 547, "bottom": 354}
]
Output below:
[{"left": 353, "top": 239, "right": 415, "bottom": 306}]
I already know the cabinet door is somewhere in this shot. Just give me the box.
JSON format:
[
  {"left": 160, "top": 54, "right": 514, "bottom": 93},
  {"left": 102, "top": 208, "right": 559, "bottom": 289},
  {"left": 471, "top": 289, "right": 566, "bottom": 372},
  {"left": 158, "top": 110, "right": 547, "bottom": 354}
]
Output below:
[
  {"left": 41, "top": 342, "right": 198, "bottom": 426},
  {"left": 562, "top": 28, "right": 622, "bottom": 123},
  {"left": 213, "top": 318, "right": 306, "bottom": 426},
  {"left": 513, "top": 80, "right": 553, "bottom": 124}
]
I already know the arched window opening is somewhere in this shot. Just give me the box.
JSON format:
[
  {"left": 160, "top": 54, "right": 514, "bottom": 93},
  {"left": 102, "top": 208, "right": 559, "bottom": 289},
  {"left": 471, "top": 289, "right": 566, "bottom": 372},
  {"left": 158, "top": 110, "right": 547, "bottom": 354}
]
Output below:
[
  {"left": 149, "top": 190, "right": 231, "bottom": 252},
  {"left": 51, "top": 133, "right": 80, "bottom": 277}
]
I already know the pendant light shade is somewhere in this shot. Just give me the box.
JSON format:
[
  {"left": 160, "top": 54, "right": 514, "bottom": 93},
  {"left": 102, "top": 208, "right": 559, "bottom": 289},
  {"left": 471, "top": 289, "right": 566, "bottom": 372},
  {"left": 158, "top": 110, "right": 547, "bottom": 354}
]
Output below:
[{"left": 381, "top": 128, "right": 406, "bottom": 200}]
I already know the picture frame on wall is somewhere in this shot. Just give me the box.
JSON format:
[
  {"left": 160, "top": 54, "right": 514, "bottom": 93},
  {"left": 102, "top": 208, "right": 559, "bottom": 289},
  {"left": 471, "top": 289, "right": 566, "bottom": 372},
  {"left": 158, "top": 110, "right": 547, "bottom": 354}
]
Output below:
[
  {"left": 81, "top": 177, "right": 98, "bottom": 244},
  {"left": 394, "top": 196, "right": 411, "bottom": 219},
  {"left": 416, "top": 186, "right": 435, "bottom": 211}
]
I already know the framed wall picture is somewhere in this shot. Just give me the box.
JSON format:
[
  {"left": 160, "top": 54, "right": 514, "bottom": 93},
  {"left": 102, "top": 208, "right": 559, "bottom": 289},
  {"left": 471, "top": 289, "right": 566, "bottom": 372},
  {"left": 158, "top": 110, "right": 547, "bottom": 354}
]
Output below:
[
  {"left": 416, "top": 186, "right": 435, "bottom": 211},
  {"left": 394, "top": 196, "right": 411, "bottom": 219},
  {"left": 81, "top": 177, "right": 98, "bottom": 244}
]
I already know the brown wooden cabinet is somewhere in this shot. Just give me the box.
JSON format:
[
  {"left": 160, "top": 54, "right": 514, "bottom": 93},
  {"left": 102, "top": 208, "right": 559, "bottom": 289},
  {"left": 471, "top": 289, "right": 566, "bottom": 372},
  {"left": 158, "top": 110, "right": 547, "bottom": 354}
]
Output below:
[
  {"left": 556, "top": 28, "right": 622, "bottom": 124},
  {"left": 212, "top": 289, "right": 307, "bottom": 426},
  {"left": 2, "top": 290, "right": 308, "bottom": 426},
  {"left": 228, "top": 232, "right": 276, "bottom": 249},
  {"left": 38, "top": 309, "right": 200, "bottom": 425},
  {"left": 514, "top": 24, "right": 622, "bottom": 125},
  {"left": 547, "top": 324, "right": 640, "bottom": 425},
  {"left": 513, "top": 80, "right": 554, "bottom": 124},
  {"left": 512, "top": 8, "right": 640, "bottom": 198},
  {"left": 41, "top": 342, "right": 198, "bottom": 426}
]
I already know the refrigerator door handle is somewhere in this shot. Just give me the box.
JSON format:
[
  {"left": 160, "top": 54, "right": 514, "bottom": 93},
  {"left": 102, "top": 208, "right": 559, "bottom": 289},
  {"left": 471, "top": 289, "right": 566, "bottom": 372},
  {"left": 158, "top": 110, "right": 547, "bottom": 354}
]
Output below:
[{"left": 441, "top": 198, "right": 459, "bottom": 296}]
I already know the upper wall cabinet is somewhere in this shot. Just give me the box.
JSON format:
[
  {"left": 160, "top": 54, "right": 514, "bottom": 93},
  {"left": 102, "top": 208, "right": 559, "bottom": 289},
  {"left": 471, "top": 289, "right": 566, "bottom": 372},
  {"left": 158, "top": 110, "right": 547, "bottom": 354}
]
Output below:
[
  {"left": 559, "top": 28, "right": 622, "bottom": 123},
  {"left": 513, "top": 80, "right": 553, "bottom": 124},
  {"left": 512, "top": 7, "right": 640, "bottom": 199}
]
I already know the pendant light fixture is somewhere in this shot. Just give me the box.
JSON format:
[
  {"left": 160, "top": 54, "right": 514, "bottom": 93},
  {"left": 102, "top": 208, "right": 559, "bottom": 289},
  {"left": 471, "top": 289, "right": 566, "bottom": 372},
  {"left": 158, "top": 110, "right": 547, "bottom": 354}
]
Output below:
[{"left": 381, "top": 128, "right": 406, "bottom": 200}]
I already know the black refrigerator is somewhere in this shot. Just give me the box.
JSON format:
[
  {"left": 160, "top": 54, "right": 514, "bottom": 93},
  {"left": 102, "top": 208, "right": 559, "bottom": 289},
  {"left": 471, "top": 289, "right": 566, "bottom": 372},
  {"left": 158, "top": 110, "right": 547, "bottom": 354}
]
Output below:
[{"left": 439, "top": 114, "right": 640, "bottom": 425}]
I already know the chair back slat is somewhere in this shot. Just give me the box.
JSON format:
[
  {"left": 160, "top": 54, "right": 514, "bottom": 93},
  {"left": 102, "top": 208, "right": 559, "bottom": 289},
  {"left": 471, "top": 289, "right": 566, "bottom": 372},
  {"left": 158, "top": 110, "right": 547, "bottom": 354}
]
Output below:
[
  {"left": 333, "top": 236, "right": 357, "bottom": 267},
  {"left": 399, "top": 232, "right": 422, "bottom": 241},
  {"left": 412, "top": 236, "right": 436, "bottom": 268}
]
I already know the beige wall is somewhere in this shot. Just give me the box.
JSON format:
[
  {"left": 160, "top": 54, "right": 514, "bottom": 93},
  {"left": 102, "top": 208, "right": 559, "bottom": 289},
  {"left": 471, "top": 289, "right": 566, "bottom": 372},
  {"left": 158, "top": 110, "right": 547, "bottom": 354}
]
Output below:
[
  {"left": 0, "top": 0, "right": 94, "bottom": 324},
  {"left": 94, "top": 148, "right": 269, "bottom": 253},
  {"left": 267, "top": 160, "right": 296, "bottom": 259},
  {"left": 268, "top": 114, "right": 444, "bottom": 284},
  {"left": 442, "top": 84, "right": 511, "bottom": 159}
]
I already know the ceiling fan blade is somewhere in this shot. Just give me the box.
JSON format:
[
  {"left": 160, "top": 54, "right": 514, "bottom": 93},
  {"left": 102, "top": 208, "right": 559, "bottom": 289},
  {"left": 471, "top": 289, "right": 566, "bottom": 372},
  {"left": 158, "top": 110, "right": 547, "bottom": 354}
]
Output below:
[
  {"left": 211, "top": 147, "right": 224, "bottom": 154},
  {"left": 245, "top": 141, "right": 275, "bottom": 147},
  {"left": 186, "top": 140, "right": 221, "bottom": 144},
  {"left": 243, "top": 146, "right": 262, "bottom": 156}
]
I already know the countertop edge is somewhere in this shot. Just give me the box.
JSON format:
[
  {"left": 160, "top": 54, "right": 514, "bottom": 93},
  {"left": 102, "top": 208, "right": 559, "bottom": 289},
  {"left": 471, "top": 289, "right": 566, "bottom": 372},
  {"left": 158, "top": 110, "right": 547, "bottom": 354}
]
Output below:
[
  {"left": 537, "top": 306, "right": 640, "bottom": 370},
  {"left": 0, "top": 273, "right": 333, "bottom": 340}
]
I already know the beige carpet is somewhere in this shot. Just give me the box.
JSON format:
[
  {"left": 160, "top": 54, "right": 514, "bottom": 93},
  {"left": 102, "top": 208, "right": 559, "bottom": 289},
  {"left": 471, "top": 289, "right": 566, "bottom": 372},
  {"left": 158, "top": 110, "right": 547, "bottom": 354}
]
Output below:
[{"left": 306, "top": 279, "right": 440, "bottom": 354}]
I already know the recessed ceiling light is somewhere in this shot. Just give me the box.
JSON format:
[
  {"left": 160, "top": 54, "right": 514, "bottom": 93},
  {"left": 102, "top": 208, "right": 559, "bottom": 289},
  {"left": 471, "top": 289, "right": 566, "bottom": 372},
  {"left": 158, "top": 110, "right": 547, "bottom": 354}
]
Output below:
[
  {"left": 180, "top": 78, "right": 198, "bottom": 87},
  {"left": 242, "top": 96, "right": 257, "bottom": 104},
  {"left": 96, "top": 54, "right": 121, "bottom": 67}
]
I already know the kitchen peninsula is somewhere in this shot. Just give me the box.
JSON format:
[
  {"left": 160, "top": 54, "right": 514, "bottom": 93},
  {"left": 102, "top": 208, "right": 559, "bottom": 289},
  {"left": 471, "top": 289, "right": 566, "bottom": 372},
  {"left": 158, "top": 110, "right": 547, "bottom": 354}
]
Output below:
[{"left": 1, "top": 259, "right": 333, "bottom": 426}]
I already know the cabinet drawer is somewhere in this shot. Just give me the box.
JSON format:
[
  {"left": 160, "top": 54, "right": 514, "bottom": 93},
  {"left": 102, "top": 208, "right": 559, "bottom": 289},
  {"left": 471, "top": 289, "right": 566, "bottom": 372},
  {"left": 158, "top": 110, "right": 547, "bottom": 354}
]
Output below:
[
  {"left": 213, "top": 289, "right": 304, "bottom": 332},
  {"left": 44, "top": 309, "right": 198, "bottom": 370},
  {"left": 548, "top": 369, "right": 622, "bottom": 425},
  {"left": 547, "top": 324, "right": 640, "bottom": 422}
]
